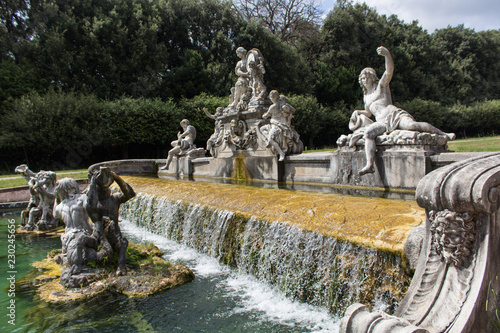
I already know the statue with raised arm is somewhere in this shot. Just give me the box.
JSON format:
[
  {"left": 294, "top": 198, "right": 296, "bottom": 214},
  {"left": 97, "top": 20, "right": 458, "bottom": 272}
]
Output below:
[
  {"left": 15, "top": 164, "right": 39, "bottom": 226},
  {"left": 15, "top": 165, "right": 58, "bottom": 230},
  {"left": 161, "top": 119, "right": 197, "bottom": 170},
  {"left": 86, "top": 167, "right": 135, "bottom": 276},
  {"left": 355, "top": 46, "right": 455, "bottom": 175},
  {"left": 53, "top": 178, "right": 97, "bottom": 284}
]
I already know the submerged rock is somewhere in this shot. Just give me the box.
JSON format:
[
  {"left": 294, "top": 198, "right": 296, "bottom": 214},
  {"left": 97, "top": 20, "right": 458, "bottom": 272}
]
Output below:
[{"left": 16, "top": 242, "right": 195, "bottom": 303}]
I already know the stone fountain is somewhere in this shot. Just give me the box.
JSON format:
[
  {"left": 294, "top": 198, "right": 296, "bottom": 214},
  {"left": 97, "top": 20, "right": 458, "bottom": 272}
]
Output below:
[
  {"left": 152, "top": 46, "right": 472, "bottom": 191},
  {"left": 86, "top": 46, "right": 500, "bottom": 332},
  {"left": 8, "top": 45, "right": 497, "bottom": 332},
  {"left": 158, "top": 47, "right": 303, "bottom": 182}
]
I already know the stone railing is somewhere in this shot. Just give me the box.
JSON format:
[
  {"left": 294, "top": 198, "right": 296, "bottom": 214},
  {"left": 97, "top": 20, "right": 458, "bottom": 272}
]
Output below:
[{"left": 340, "top": 152, "right": 500, "bottom": 333}]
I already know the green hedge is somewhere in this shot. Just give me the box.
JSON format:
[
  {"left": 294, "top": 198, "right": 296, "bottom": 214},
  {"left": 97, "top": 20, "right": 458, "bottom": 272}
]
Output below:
[{"left": 1, "top": 89, "right": 499, "bottom": 171}]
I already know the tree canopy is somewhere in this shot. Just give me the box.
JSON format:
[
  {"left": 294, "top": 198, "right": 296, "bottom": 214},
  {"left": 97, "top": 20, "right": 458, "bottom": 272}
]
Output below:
[{"left": 1, "top": 0, "right": 500, "bottom": 170}]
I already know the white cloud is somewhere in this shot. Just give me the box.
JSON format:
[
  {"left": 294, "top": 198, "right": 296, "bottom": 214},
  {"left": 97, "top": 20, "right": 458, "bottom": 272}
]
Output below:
[{"left": 320, "top": 0, "right": 500, "bottom": 32}]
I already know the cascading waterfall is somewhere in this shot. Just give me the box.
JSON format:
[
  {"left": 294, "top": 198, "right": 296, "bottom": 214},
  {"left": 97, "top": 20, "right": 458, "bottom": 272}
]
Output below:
[{"left": 121, "top": 193, "right": 412, "bottom": 315}]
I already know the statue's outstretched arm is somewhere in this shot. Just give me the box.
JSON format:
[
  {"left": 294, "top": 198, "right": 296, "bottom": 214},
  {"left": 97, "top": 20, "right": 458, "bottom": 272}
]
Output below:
[
  {"left": 203, "top": 107, "right": 216, "bottom": 120},
  {"left": 111, "top": 171, "right": 135, "bottom": 204},
  {"left": 377, "top": 46, "right": 394, "bottom": 88},
  {"left": 15, "top": 165, "right": 36, "bottom": 182}
]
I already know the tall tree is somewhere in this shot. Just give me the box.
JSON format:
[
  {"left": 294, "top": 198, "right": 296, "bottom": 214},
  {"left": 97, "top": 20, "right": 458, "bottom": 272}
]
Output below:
[
  {"left": 232, "top": 0, "right": 322, "bottom": 44},
  {"left": 431, "top": 26, "right": 500, "bottom": 104}
]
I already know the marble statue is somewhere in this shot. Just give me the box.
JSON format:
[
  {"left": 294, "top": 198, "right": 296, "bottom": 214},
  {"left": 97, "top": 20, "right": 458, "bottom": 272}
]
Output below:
[
  {"left": 174, "top": 46, "right": 302, "bottom": 174},
  {"left": 86, "top": 167, "right": 135, "bottom": 276},
  {"left": 227, "top": 47, "right": 268, "bottom": 113},
  {"left": 229, "top": 47, "right": 250, "bottom": 110},
  {"left": 258, "top": 90, "right": 303, "bottom": 161},
  {"left": 161, "top": 119, "right": 197, "bottom": 171},
  {"left": 204, "top": 107, "right": 225, "bottom": 157},
  {"left": 351, "top": 46, "right": 455, "bottom": 175},
  {"left": 54, "top": 177, "right": 96, "bottom": 280},
  {"left": 15, "top": 164, "right": 58, "bottom": 230}
]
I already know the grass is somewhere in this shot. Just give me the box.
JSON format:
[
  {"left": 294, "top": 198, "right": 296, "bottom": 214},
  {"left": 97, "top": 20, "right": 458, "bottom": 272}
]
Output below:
[
  {"left": 304, "top": 136, "right": 500, "bottom": 154},
  {"left": 447, "top": 136, "right": 500, "bottom": 152},
  {"left": 1, "top": 136, "right": 499, "bottom": 189},
  {"left": 303, "top": 147, "right": 337, "bottom": 153},
  {"left": 0, "top": 169, "right": 88, "bottom": 189}
]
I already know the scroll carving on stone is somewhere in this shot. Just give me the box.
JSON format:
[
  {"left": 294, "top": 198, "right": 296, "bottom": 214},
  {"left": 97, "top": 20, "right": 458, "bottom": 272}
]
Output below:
[{"left": 339, "top": 152, "right": 500, "bottom": 333}]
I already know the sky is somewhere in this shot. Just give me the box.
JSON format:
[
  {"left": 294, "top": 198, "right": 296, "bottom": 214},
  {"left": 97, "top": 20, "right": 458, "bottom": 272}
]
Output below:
[{"left": 320, "top": 0, "right": 500, "bottom": 32}]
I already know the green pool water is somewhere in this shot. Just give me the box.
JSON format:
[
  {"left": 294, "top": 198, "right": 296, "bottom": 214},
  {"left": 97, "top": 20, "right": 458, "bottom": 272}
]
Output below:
[{"left": 0, "top": 213, "right": 340, "bottom": 332}]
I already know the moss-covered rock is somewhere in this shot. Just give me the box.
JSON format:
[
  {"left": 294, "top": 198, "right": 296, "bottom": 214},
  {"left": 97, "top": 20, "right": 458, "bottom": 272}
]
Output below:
[{"left": 16, "top": 242, "right": 195, "bottom": 304}]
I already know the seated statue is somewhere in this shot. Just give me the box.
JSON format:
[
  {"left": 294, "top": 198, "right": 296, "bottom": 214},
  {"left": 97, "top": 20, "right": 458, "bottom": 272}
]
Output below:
[
  {"left": 353, "top": 46, "right": 455, "bottom": 175},
  {"left": 86, "top": 167, "right": 135, "bottom": 276},
  {"left": 161, "top": 119, "right": 197, "bottom": 171},
  {"left": 258, "top": 90, "right": 303, "bottom": 161}
]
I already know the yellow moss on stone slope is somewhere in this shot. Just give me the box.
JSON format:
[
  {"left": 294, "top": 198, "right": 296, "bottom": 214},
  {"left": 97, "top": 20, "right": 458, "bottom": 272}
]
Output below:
[{"left": 121, "top": 176, "right": 425, "bottom": 254}]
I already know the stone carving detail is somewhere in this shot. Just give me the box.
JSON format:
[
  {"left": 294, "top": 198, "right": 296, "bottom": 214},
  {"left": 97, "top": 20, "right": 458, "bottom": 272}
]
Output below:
[
  {"left": 257, "top": 90, "right": 303, "bottom": 161},
  {"left": 337, "top": 130, "right": 450, "bottom": 148},
  {"left": 15, "top": 164, "right": 58, "bottom": 230},
  {"left": 205, "top": 107, "right": 225, "bottom": 157},
  {"left": 86, "top": 167, "right": 135, "bottom": 276},
  {"left": 54, "top": 168, "right": 136, "bottom": 287},
  {"left": 204, "top": 47, "right": 303, "bottom": 160},
  {"left": 161, "top": 119, "right": 205, "bottom": 170},
  {"left": 340, "top": 152, "right": 500, "bottom": 333},
  {"left": 337, "top": 46, "right": 455, "bottom": 175},
  {"left": 229, "top": 47, "right": 250, "bottom": 111},
  {"left": 429, "top": 209, "right": 475, "bottom": 267},
  {"left": 54, "top": 178, "right": 97, "bottom": 286}
]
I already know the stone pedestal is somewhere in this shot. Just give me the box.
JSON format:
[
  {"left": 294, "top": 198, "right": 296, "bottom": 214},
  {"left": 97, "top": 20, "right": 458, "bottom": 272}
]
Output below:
[
  {"left": 333, "top": 130, "right": 451, "bottom": 189},
  {"left": 163, "top": 150, "right": 281, "bottom": 182},
  {"left": 332, "top": 147, "right": 435, "bottom": 190}
]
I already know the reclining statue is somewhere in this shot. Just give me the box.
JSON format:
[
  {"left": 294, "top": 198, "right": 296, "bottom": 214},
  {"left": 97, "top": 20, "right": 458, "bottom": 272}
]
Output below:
[{"left": 352, "top": 46, "right": 455, "bottom": 175}]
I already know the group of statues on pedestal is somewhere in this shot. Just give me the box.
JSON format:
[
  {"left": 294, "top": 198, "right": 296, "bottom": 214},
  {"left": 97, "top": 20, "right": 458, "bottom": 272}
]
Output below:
[
  {"left": 16, "top": 165, "right": 135, "bottom": 287},
  {"left": 160, "top": 47, "right": 304, "bottom": 169},
  {"left": 160, "top": 45, "right": 453, "bottom": 172}
]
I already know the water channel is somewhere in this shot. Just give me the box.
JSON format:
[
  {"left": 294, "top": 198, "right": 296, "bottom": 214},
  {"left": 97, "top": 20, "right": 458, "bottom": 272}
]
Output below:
[{"left": 1, "top": 213, "right": 343, "bottom": 332}]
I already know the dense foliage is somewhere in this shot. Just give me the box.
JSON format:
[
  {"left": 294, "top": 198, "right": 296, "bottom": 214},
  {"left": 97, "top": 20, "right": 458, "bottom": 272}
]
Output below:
[{"left": 1, "top": 0, "right": 499, "bottom": 171}]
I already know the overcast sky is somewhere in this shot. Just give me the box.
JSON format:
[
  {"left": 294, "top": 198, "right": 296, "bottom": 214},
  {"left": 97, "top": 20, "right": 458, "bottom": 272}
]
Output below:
[{"left": 320, "top": 0, "right": 500, "bottom": 32}]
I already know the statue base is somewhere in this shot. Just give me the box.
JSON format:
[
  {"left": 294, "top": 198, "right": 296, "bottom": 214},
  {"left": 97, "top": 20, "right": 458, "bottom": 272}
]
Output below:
[
  {"left": 160, "top": 148, "right": 282, "bottom": 182},
  {"left": 330, "top": 146, "right": 439, "bottom": 189}
]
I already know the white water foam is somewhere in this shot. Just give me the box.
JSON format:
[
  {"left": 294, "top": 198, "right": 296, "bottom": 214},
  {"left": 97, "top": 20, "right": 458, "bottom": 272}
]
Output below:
[
  {"left": 120, "top": 219, "right": 340, "bottom": 332},
  {"left": 226, "top": 274, "right": 340, "bottom": 333}
]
